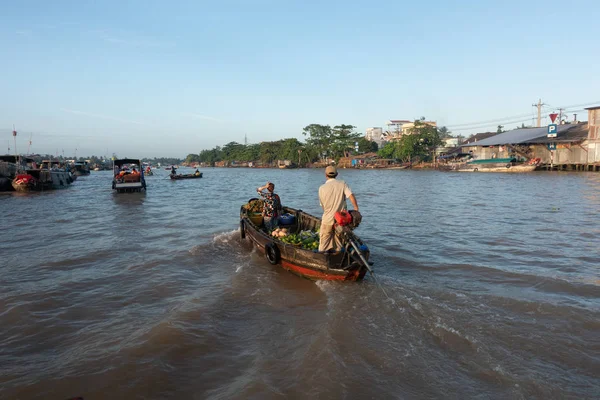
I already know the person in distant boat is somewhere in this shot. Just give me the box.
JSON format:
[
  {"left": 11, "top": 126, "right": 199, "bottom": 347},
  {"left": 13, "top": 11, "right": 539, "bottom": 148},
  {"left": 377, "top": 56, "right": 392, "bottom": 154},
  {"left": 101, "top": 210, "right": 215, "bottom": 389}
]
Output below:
[
  {"left": 257, "top": 181, "right": 282, "bottom": 231},
  {"left": 318, "top": 166, "right": 359, "bottom": 252},
  {"left": 194, "top": 169, "right": 201, "bottom": 176},
  {"left": 170, "top": 166, "right": 177, "bottom": 175}
]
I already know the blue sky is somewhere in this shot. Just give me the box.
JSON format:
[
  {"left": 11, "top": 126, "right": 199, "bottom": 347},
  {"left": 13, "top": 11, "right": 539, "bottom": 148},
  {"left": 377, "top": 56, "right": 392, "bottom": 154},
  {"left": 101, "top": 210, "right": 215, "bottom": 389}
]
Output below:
[{"left": 1, "top": 0, "right": 599, "bottom": 157}]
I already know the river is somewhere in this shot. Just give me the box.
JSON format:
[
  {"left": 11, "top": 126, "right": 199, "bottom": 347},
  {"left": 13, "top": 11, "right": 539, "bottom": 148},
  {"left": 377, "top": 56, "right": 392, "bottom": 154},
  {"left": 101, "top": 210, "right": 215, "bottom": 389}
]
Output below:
[{"left": 1, "top": 168, "right": 599, "bottom": 399}]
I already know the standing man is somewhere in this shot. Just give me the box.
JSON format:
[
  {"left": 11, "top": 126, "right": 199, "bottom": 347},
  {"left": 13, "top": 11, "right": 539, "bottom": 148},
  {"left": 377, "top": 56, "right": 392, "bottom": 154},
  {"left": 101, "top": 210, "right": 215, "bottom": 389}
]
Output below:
[
  {"left": 318, "top": 166, "right": 359, "bottom": 252},
  {"left": 257, "top": 181, "right": 282, "bottom": 231}
]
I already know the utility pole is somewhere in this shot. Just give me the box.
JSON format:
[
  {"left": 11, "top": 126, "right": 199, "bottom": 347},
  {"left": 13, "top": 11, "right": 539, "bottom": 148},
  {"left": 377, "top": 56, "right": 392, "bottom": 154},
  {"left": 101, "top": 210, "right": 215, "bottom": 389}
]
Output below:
[
  {"left": 532, "top": 99, "right": 545, "bottom": 127},
  {"left": 12, "top": 125, "right": 17, "bottom": 156},
  {"left": 558, "top": 108, "right": 564, "bottom": 124},
  {"left": 574, "top": 113, "right": 577, "bottom": 123}
]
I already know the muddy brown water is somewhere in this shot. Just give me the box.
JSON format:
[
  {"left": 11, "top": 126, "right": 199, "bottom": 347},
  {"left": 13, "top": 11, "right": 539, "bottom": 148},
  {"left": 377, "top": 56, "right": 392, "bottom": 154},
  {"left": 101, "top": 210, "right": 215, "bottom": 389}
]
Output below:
[{"left": 1, "top": 168, "right": 599, "bottom": 399}]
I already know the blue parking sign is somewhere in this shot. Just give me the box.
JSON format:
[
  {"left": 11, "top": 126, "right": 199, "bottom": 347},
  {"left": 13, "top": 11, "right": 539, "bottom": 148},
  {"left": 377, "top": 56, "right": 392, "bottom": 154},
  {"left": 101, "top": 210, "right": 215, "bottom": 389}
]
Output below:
[{"left": 547, "top": 124, "right": 557, "bottom": 138}]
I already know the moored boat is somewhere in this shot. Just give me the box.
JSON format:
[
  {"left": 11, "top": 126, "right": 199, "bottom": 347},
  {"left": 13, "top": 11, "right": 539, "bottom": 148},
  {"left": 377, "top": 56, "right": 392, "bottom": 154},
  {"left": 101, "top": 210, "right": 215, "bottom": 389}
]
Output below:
[
  {"left": 442, "top": 157, "right": 540, "bottom": 172},
  {"left": 170, "top": 172, "right": 202, "bottom": 180},
  {"left": 71, "top": 160, "right": 91, "bottom": 176},
  {"left": 11, "top": 159, "right": 74, "bottom": 192},
  {"left": 0, "top": 155, "right": 22, "bottom": 191},
  {"left": 239, "top": 200, "right": 371, "bottom": 281},
  {"left": 12, "top": 169, "right": 73, "bottom": 191}
]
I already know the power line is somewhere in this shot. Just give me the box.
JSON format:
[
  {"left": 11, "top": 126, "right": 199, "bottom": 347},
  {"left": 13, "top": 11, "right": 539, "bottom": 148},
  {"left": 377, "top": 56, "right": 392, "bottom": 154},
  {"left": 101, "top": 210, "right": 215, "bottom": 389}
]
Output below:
[
  {"left": 447, "top": 100, "right": 600, "bottom": 130},
  {"left": 447, "top": 112, "right": 534, "bottom": 128}
]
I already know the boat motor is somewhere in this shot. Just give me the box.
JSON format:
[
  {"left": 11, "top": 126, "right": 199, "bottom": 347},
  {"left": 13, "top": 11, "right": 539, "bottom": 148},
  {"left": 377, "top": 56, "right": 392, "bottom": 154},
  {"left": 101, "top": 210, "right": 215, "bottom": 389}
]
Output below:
[{"left": 334, "top": 210, "right": 362, "bottom": 234}]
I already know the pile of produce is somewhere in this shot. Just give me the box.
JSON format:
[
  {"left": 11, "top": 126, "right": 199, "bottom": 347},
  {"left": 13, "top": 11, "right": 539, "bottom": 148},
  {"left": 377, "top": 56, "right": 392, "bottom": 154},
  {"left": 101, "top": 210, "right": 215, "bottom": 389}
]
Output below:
[
  {"left": 271, "top": 227, "right": 289, "bottom": 237},
  {"left": 243, "top": 199, "right": 264, "bottom": 213},
  {"left": 275, "top": 229, "right": 319, "bottom": 250}
]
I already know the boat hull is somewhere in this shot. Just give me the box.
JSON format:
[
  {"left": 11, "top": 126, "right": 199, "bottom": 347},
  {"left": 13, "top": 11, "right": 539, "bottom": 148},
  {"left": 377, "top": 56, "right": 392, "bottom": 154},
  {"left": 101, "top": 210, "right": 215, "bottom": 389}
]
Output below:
[
  {"left": 0, "top": 177, "right": 12, "bottom": 191},
  {"left": 240, "top": 206, "right": 369, "bottom": 281},
  {"left": 170, "top": 173, "right": 202, "bottom": 180},
  {"left": 12, "top": 170, "right": 73, "bottom": 192},
  {"left": 453, "top": 164, "right": 538, "bottom": 172},
  {"left": 441, "top": 158, "right": 540, "bottom": 173}
]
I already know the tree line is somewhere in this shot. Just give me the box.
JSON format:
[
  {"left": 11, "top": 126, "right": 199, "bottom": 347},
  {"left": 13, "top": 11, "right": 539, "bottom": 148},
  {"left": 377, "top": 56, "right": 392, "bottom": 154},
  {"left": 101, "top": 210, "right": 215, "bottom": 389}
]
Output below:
[
  {"left": 185, "top": 124, "right": 379, "bottom": 166},
  {"left": 186, "top": 120, "right": 446, "bottom": 166}
]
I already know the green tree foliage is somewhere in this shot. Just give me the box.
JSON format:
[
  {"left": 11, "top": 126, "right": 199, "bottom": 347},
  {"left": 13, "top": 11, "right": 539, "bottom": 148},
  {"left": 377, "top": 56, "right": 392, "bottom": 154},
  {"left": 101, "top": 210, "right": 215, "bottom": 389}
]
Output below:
[
  {"left": 302, "top": 124, "right": 332, "bottom": 161},
  {"left": 357, "top": 137, "right": 378, "bottom": 153},
  {"left": 497, "top": 125, "right": 504, "bottom": 133},
  {"left": 330, "top": 124, "right": 361, "bottom": 158},
  {"left": 185, "top": 153, "right": 201, "bottom": 163},
  {"left": 377, "top": 120, "right": 443, "bottom": 162},
  {"left": 438, "top": 126, "right": 452, "bottom": 138},
  {"left": 142, "top": 157, "right": 182, "bottom": 165}
]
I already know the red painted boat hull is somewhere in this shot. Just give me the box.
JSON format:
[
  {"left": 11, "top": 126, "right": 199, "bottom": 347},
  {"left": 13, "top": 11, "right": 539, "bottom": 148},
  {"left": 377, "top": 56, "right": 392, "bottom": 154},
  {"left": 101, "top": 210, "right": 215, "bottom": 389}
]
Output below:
[{"left": 240, "top": 205, "right": 370, "bottom": 281}]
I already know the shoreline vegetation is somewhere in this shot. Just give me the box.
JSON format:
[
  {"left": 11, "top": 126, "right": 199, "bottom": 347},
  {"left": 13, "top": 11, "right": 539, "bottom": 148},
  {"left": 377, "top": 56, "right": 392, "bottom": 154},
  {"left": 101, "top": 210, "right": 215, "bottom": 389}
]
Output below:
[{"left": 183, "top": 121, "right": 442, "bottom": 169}]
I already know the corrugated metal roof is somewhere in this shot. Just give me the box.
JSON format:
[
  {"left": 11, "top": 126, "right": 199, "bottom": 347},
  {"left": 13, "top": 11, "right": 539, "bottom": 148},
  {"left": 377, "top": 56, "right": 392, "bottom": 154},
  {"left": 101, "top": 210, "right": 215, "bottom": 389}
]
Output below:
[
  {"left": 461, "top": 132, "right": 498, "bottom": 145},
  {"left": 460, "top": 124, "right": 585, "bottom": 147},
  {"left": 530, "top": 124, "right": 589, "bottom": 143}
]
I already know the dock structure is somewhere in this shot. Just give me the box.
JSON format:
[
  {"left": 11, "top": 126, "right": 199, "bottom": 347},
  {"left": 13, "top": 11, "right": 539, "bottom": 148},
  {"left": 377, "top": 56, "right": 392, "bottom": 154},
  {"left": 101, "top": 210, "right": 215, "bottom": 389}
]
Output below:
[{"left": 457, "top": 106, "right": 600, "bottom": 172}]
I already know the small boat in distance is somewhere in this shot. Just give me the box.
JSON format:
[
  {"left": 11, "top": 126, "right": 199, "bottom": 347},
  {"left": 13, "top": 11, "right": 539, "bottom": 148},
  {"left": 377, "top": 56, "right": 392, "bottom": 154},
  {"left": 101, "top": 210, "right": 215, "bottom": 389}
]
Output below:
[
  {"left": 240, "top": 201, "right": 371, "bottom": 281},
  {"left": 170, "top": 172, "right": 202, "bottom": 180}
]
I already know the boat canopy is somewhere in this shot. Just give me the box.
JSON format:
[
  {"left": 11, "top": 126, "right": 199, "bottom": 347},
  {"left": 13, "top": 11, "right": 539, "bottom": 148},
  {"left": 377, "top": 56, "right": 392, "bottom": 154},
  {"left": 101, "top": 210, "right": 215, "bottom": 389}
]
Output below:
[
  {"left": 0, "top": 155, "right": 35, "bottom": 163},
  {"left": 113, "top": 158, "right": 142, "bottom": 166},
  {"left": 468, "top": 157, "right": 516, "bottom": 164}
]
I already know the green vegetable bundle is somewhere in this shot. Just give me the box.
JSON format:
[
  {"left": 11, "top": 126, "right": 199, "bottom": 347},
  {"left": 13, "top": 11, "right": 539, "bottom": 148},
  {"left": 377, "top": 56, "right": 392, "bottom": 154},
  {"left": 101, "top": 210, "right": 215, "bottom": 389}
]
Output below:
[{"left": 281, "top": 231, "right": 319, "bottom": 250}]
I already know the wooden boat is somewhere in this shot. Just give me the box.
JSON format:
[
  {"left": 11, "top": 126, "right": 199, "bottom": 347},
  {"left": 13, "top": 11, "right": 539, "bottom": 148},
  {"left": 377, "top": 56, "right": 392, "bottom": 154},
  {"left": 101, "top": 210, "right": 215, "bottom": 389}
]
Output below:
[
  {"left": 381, "top": 165, "right": 410, "bottom": 170},
  {"left": 0, "top": 155, "right": 22, "bottom": 191},
  {"left": 442, "top": 157, "right": 540, "bottom": 173},
  {"left": 239, "top": 202, "right": 371, "bottom": 281},
  {"left": 12, "top": 160, "right": 74, "bottom": 192},
  {"left": 170, "top": 172, "right": 202, "bottom": 180},
  {"left": 112, "top": 158, "right": 146, "bottom": 193},
  {"left": 71, "top": 161, "right": 91, "bottom": 176}
]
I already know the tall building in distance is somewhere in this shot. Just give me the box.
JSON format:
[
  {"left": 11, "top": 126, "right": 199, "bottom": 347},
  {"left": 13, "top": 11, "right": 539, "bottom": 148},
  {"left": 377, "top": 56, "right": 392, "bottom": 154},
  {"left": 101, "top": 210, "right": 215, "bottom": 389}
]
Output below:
[
  {"left": 365, "top": 127, "right": 385, "bottom": 147},
  {"left": 387, "top": 120, "right": 437, "bottom": 138}
]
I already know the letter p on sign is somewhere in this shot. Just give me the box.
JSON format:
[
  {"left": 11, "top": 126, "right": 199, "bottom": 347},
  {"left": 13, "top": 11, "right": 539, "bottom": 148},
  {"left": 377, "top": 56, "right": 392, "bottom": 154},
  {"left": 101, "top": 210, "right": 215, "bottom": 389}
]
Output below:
[{"left": 547, "top": 124, "right": 557, "bottom": 138}]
